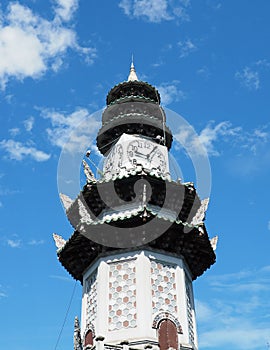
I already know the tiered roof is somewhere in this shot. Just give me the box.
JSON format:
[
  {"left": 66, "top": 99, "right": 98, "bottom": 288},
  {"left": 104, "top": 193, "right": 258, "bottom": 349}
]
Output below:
[{"left": 55, "top": 63, "right": 216, "bottom": 283}]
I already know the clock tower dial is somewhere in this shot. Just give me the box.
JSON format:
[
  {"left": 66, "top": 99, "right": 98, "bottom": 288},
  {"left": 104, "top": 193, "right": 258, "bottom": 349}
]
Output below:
[
  {"left": 102, "top": 133, "right": 169, "bottom": 179},
  {"left": 127, "top": 139, "right": 166, "bottom": 171},
  {"left": 104, "top": 144, "right": 123, "bottom": 173}
]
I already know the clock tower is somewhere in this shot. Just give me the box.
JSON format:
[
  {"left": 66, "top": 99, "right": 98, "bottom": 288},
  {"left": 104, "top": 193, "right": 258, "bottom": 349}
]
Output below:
[{"left": 54, "top": 62, "right": 216, "bottom": 350}]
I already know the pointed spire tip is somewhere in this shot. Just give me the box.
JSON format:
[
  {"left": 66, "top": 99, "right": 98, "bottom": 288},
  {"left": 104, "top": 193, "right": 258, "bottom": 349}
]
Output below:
[{"left": 128, "top": 55, "right": 138, "bottom": 82}]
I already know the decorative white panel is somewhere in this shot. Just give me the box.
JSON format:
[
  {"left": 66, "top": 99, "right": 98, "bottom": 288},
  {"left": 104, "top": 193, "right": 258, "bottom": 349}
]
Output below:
[
  {"left": 150, "top": 260, "right": 177, "bottom": 315},
  {"left": 108, "top": 260, "right": 137, "bottom": 331},
  {"left": 86, "top": 272, "right": 98, "bottom": 325}
]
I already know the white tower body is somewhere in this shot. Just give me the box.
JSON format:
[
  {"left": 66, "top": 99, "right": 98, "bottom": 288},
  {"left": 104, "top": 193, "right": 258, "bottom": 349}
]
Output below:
[{"left": 81, "top": 250, "right": 197, "bottom": 350}]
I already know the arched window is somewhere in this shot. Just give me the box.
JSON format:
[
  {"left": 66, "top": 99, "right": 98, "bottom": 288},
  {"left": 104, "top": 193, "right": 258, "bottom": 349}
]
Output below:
[
  {"left": 158, "top": 319, "right": 178, "bottom": 350},
  {"left": 84, "top": 329, "right": 93, "bottom": 347}
]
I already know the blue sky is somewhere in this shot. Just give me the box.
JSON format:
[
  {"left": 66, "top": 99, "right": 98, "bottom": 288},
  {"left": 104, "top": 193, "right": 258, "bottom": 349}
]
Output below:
[{"left": 0, "top": 0, "right": 270, "bottom": 349}]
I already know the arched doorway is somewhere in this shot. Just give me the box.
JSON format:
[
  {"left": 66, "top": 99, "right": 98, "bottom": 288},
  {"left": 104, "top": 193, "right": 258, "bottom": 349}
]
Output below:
[
  {"left": 158, "top": 319, "right": 178, "bottom": 350},
  {"left": 84, "top": 329, "right": 93, "bottom": 347}
]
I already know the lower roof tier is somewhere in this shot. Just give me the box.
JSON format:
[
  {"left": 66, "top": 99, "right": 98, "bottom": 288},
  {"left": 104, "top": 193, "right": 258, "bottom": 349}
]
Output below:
[
  {"left": 66, "top": 172, "right": 201, "bottom": 230},
  {"left": 57, "top": 214, "right": 216, "bottom": 282}
]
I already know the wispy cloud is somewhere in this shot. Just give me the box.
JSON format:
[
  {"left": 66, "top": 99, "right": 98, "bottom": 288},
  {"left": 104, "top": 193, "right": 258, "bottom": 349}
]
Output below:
[
  {"left": 23, "top": 116, "right": 34, "bottom": 132},
  {"left": 4, "top": 236, "right": 46, "bottom": 248},
  {"left": 255, "top": 59, "right": 270, "bottom": 68},
  {"left": 118, "top": 0, "right": 190, "bottom": 23},
  {"left": 174, "top": 121, "right": 241, "bottom": 157},
  {"left": 178, "top": 38, "right": 197, "bottom": 58},
  {"left": 235, "top": 67, "right": 260, "bottom": 91},
  {"left": 42, "top": 107, "right": 101, "bottom": 153},
  {"left": 196, "top": 266, "right": 270, "bottom": 349},
  {"left": 54, "top": 0, "right": 79, "bottom": 22},
  {"left": 9, "top": 128, "right": 20, "bottom": 137},
  {"left": 0, "top": 139, "right": 51, "bottom": 161},
  {"left": 174, "top": 120, "right": 270, "bottom": 158},
  {"left": 0, "top": 1, "right": 96, "bottom": 88},
  {"left": 197, "top": 66, "right": 210, "bottom": 79},
  {"left": 28, "top": 239, "right": 45, "bottom": 246},
  {"left": 157, "top": 81, "right": 185, "bottom": 105},
  {"left": 0, "top": 284, "right": 8, "bottom": 298},
  {"left": 7, "top": 238, "right": 22, "bottom": 248},
  {"left": 49, "top": 274, "right": 73, "bottom": 282}
]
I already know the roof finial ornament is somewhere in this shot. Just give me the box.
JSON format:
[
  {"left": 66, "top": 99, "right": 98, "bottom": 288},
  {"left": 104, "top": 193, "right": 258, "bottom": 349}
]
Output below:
[{"left": 128, "top": 54, "right": 138, "bottom": 82}]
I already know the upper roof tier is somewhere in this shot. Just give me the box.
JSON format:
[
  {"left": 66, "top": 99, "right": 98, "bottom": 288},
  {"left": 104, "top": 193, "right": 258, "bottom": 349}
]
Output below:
[
  {"left": 97, "top": 63, "right": 172, "bottom": 154},
  {"left": 106, "top": 63, "right": 161, "bottom": 105}
]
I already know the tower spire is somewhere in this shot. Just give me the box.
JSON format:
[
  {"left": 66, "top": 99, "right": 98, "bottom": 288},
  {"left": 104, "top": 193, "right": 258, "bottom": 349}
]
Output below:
[{"left": 128, "top": 55, "right": 138, "bottom": 81}]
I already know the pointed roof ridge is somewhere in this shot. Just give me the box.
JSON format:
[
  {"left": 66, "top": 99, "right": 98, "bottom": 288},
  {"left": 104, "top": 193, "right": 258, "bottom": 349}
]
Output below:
[{"left": 128, "top": 56, "right": 138, "bottom": 81}]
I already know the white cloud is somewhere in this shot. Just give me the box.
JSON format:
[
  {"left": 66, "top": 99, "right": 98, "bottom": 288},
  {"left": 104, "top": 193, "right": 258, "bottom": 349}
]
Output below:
[
  {"left": 0, "top": 139, "right": 51, "bottom": 161},
  {"left": 23, "top": 116, "right": 34, "bottom": 132},
  {"left": 0, "top": 2, "right": 96, "bottom": 88},
  {"left": 157, "top": 81, "right": 185, "bottom": 105},
  {"left": 54, "top": 0, "right": 79, "bottom": 22},
  {"left": 49, "top": 274, "right": 74, "bottom": 282},
  {"left": 0, "top": 292, "right": 7, "bottom": 298},
  {"left": 42, "top": 108, "right": 101, "bottom": 153},
  {"left": 178, "top": 38, "right": 197, "bottom": 58},
  {"left": 119, "top": 0, "right": 190, "bottom": 23},
  {"left": 196, "top": 266, "right": 270, "bottom": 349},
  {"left": 9, "top": 127, "right": 20, "bottom": 136},
  {"left": 235, "top": 67, "right": 260, "bottom": 91},
  {"left": 197, "top": 66, "right": 210, "bottom": 79},
  {"left": 199, "top": 326, "right": 270, "bottom": 349},
  {"left": 7, "top": 238, "right": 21, "bottom": 248},
  {"left": 255, "top": 59, "right": 270, "bottom": 68},
  {"left": 174, "top": 121, "right": 241, "bottom": 157},
  {"left": 174, "top": 120, "right": 270, "bottom": 158},
  {"left": 28, "top": 239, "right": 45, "bottom": 246}
]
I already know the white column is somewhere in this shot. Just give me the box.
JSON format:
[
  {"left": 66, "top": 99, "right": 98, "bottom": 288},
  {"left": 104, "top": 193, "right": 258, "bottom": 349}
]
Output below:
[
  {"left": 96, "top": 261, "right": 109, "bottom": 337},
  {"left": 136, "top": 251, "right": 153, "bottom": 338},
  {"left": 175, "top": 263, "right": 189, "bottom": 345},
  {"left": 81, "top": 286, "right": 87, "bottom": 336}
]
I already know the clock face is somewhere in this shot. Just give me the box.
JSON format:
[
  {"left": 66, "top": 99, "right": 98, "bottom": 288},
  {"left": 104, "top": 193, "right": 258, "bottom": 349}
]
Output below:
[
  {"left": 127, "top": 139, "right": 166, "bottom": 171},
  {"left": 104, "top": 144, "right": 123, "bottom": 173}
]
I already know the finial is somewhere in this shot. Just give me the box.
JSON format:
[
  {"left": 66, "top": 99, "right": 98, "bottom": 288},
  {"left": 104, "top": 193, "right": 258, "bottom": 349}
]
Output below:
[
  {"left": 73, "top": 316, "right": 83, "bottom": 350},
  {"left": 53, "top": 233, "right": 66, "bottom": 250},
  {"left": 128, "top": 55, "right": 138, "bottom": 81},
  {"left": 210, "top": 235, "right": 218, "bottom": 251}
]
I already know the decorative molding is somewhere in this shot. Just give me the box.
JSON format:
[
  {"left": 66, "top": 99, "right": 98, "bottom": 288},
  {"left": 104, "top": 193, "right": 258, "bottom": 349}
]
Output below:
[{"left": 152, "top": 312, "right": 183, "bottom": 334}]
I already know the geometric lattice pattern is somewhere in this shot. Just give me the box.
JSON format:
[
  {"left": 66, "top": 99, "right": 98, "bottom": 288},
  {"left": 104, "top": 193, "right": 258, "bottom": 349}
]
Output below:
[
  {"left": 150, "top": 260, "right": 177, "bottom": 315},
  {"left": 108, "top": 259, "right": 137, "bottom": 331},
  {"left": 185, "top": 276, "right": 194, "bottom": 345},
  {"left": 86, "top": 272, "right": 98, "bottom": 325}
]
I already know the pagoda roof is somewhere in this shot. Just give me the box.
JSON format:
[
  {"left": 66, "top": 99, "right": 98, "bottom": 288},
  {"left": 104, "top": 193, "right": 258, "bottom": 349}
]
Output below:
[
  {"left": 57, "top": 213, "right": 216, "bottom": 282},
  {"left": 106, "top": 80, "right": 160, "bottom": 105},
  {"left": 66, "top": 169, "right": 201, "bottom": 230}
]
